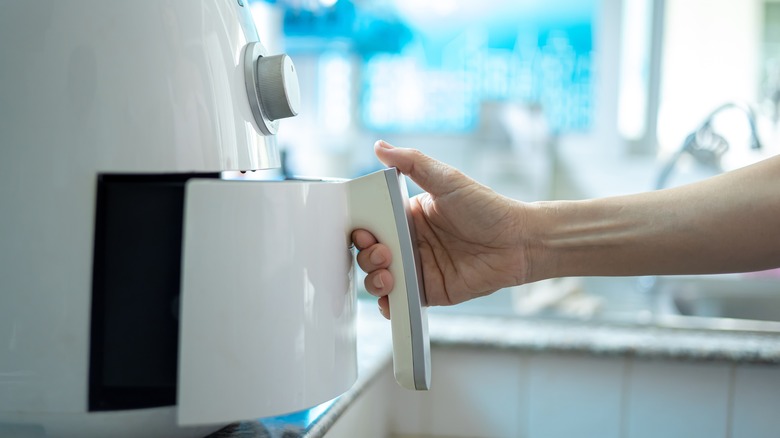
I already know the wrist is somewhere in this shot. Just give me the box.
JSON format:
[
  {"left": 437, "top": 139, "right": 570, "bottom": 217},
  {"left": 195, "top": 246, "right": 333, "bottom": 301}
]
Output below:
[
  {"left": 525, "top": 195, "right": 660, "bottom": 280},
  {"left": 520, "top": 201, "right": 561, "bottom": 284}
]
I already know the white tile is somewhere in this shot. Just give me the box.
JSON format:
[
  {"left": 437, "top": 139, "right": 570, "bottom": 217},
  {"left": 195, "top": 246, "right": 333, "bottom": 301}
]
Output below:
[
  {"left": 527, "top": 353, "right": 626, "bottom": 438},
  {"left": 731, "top": 364, "right": 780, "bottom": 438},
  {"left": 388, "top": 366, "right": 434, "bottom": 437},
  {"left": 420, "top": 348, "right": 528, "bottom": 438},
  {"left": 625, "top": 360, "right": 731, "bottom": 438}
]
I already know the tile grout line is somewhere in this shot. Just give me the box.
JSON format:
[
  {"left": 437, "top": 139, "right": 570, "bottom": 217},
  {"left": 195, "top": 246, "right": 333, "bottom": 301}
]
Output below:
[
  {"left": 619, "top": 357, "right": 633, "bottom": 438},
  {"left": 725, "top": 364, "right": 736, "bottom": 438}
]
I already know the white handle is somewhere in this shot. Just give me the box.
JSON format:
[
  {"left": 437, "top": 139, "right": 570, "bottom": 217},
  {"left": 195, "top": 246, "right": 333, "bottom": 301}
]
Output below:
[{"left": 348, "top": 168, "right": 431, "bottom": 390}]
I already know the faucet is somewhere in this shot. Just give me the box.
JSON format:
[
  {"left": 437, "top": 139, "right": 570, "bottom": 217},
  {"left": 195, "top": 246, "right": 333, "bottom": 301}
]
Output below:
[{"left": 655, "top": 102, "right": 762, "bottom": 190}]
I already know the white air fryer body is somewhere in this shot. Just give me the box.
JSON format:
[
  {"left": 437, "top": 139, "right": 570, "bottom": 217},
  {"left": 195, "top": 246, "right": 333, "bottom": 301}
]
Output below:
[{"left": 0, "top": 2, "right": 353, "bottom": 437}]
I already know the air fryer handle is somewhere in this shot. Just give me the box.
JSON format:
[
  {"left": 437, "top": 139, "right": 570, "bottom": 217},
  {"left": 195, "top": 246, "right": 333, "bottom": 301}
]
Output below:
[{"left": 348, "top": 168, "right": 431, "bottom": 391}]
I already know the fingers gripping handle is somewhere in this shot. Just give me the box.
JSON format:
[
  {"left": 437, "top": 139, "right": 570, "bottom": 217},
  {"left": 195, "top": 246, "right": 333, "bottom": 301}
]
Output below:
[{"left": 348, "top": 168, "right": 431, "bottom": 390}]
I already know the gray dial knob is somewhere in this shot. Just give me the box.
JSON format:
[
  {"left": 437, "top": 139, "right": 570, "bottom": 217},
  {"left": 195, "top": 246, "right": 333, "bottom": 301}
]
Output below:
[
  {"left": 255, "top": 54, "right": 300, "bottom": 121},
  {"left": 243, "top": 42, "right": 301, "bottom": 136}
]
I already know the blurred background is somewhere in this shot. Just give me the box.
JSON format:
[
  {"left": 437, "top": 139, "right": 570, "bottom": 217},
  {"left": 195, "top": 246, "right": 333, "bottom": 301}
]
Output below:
[
  {"left": 239, "top": 4, "right": 780, "bottom": 435},
  {"left": 249, "top": 0, "right": 780, "bottom": 318}
]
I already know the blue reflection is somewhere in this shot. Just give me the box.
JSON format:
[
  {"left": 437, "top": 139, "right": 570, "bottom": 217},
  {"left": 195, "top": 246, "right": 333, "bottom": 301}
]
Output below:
[{"left": 256, "top": 396, "right": 339, "bottom": 433}]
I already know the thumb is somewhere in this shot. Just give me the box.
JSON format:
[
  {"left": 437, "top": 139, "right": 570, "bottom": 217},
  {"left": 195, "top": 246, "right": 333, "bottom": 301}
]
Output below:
[{"left": 373, "top": 140, "right": 469, "bottom": 197}]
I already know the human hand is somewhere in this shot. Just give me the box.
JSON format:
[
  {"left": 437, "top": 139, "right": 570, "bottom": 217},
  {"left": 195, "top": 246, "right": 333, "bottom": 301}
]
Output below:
[{"left": 353, "top": 140, "right": 535, "bottom": 319}]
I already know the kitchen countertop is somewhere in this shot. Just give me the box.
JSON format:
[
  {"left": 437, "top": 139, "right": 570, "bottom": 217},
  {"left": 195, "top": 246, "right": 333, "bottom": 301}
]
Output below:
[
  {"left": 429, "top": 313, "right": 780, "bottom": 364},
  {"left": 207, "top": 300, "right": 780, "bottom": 438}
]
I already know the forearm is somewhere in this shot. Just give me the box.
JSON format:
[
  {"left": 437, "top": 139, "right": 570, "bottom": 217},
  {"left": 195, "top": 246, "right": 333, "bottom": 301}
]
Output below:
[{"left": 526, "top": 155, "right": 780, "bottom": 282}]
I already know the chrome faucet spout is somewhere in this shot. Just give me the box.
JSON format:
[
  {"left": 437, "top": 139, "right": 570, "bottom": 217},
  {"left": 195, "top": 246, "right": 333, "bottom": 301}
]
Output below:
[{"left": 654, "top": 101, "right": 761, "bottom": 190}]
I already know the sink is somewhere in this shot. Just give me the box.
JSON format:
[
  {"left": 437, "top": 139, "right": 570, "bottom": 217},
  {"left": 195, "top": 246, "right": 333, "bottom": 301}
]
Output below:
[{"left": 653, "top": 274, "right": 780, "bottom": 332}]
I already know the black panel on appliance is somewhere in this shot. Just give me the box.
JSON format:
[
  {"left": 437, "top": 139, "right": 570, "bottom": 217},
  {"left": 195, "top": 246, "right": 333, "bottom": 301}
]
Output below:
[{"left": 89, "top": 173, "right": 219, "bottom": 411}]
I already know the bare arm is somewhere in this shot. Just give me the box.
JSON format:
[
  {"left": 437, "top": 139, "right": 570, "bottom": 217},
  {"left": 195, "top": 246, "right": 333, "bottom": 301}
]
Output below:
[
  {"left": 354, "top": 141, "right": 780, "bottom": 318},
  {"left": 526, "top": 154, "right": 780, "bottom": 282}
]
